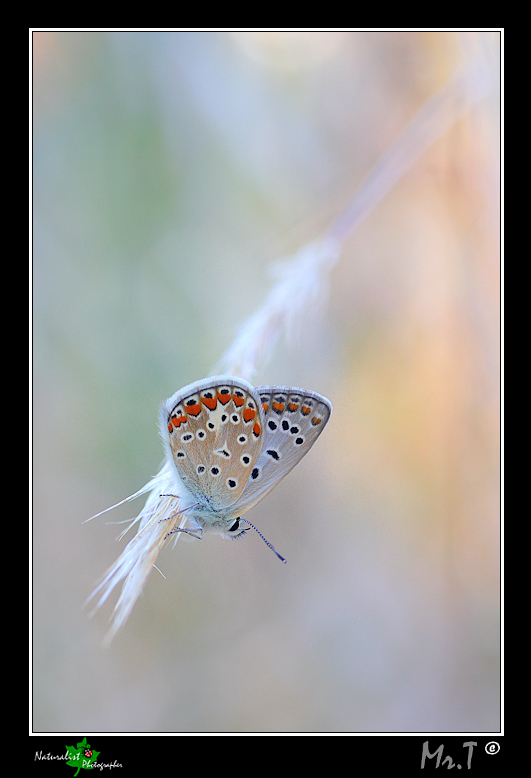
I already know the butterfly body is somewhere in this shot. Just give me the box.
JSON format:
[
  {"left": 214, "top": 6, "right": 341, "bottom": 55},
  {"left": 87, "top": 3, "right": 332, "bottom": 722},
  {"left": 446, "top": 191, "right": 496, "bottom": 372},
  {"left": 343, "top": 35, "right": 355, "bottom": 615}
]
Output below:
[{"left": 159, "top": 375, "right": 332, "bottom": 541}]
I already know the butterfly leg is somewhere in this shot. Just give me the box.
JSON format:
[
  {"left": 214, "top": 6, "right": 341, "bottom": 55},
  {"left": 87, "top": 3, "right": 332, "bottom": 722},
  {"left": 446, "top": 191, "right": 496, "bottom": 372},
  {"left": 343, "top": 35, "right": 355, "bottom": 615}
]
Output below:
[
  {"left": 155, "top": 497, "right": 203, "bottom": 540},
  {"left": 164, "top": 526, "right": 203, "bottom": 541}
]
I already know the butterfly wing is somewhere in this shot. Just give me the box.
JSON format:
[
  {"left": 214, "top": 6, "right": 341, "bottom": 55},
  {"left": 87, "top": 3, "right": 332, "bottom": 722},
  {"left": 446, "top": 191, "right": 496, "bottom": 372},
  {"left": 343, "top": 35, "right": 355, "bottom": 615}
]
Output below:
[
  {"left": 233, "top": 385, "right": 332, "bottom": 516},
  {"left": 160, "top": 376, "right": 265, "bottom": 513}
]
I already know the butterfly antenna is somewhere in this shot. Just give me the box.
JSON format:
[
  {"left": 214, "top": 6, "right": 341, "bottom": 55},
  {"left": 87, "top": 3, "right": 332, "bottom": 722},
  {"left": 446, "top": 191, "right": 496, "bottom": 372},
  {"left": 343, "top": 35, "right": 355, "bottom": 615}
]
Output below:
[{"left": 242, "top": 519, "right": 286, "bottom": 564}]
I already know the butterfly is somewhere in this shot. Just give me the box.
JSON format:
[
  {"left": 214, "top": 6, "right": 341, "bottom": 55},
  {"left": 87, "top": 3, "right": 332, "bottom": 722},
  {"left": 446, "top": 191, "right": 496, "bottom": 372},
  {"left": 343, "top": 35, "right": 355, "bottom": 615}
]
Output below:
[{"left": 159, "top": 375, "right": 332, "bottom": 561}]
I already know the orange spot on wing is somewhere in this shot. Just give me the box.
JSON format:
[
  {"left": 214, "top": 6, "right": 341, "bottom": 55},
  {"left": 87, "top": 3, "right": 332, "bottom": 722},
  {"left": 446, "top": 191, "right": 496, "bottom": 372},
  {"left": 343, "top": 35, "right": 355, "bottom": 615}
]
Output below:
[
  {"left": 201, "top": 396, "right": 217, "bottom": 410},
  {"left": 243, "top": 407, "right": 256, "bottom": 422},
  {"left": 301, "top": 405, "right": 311, "bottom": 416},
  {"left": 185, "top": 403, "right": 202, "bottom": 417},
  {"left": 288, "top": 402, "right": 299, "bottom": 412},
  {"left": 217, "top": 390, "right": 231, "bottom": 404},
  {"left": 171, "top": 414, "right": 187, "bottom": 429},
  {"left": 262, "top": 402, "right": 269, "bottom": 413},
  {"left": 311, "top": 416, "right": 322, "bottom": 426},
  {"left": 232, "top": 393, "right": 245, "bottom": 407},
  {"left": 253, "top": 421, "right": 261, "bottom": 437},
  {"left": 273, "top": 401, "right": 285, "bottom": 413}
]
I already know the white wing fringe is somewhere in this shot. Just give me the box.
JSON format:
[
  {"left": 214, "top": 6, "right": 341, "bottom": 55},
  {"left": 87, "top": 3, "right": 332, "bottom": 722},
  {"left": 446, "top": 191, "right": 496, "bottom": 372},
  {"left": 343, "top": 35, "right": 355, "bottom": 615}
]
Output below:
[{"left": 86, "top": 462, "right": 187, "bottom": 646}]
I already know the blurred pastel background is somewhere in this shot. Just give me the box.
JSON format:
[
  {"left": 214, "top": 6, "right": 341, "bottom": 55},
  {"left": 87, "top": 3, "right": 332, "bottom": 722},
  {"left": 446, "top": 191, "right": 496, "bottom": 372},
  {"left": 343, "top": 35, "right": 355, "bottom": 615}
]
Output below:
[{"left": 33, "top": 30, "right": 500, "bottom": 732}]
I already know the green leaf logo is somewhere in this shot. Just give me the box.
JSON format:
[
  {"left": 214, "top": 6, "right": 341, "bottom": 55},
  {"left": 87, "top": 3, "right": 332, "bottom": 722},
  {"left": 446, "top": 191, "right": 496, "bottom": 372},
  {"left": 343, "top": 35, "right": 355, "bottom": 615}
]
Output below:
[{"left": 65, "top": 737, "right": 100, "bottom": 776}]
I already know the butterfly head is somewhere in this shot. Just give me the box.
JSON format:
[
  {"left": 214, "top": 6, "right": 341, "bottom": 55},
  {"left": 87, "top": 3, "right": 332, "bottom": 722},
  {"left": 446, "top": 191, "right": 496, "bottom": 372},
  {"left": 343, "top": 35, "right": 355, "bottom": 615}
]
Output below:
[{"left": 225, "top": 516, "right": 248, "bottom": 539}]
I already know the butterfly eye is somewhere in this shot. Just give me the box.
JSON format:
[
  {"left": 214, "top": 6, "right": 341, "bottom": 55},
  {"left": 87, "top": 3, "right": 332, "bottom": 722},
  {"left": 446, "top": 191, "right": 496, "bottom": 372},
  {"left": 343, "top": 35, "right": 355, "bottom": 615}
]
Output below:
[{"left": 229, "top": 518, "right": 240, "bottom": 532}]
